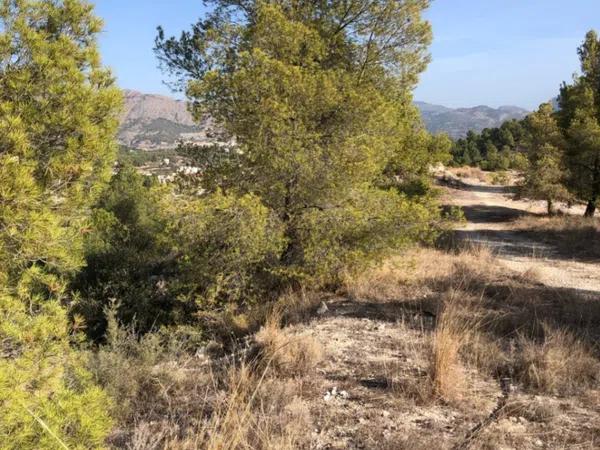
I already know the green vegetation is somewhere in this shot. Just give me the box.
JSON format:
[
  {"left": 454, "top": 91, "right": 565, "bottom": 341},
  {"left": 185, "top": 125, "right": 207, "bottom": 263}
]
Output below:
[
  {"left": 72, "top": 0, "right": 450, "bottom": 340},
  {"left": 450, "top": 119, "right": 529, "bottom": 170},
  {"left": 0, "top": 0, "right": 120, "bottom": 446},
  {"left": 518, "top": 103, "right": 571, "bottom": 215},
  {"left": 117, "top": 146, "right": 179, "bottom": 167},
  {"left": 558, "top": 30, "right": 600, "bottom": 217},
  {"left": 451, "top": 30, "right": 600, "bottom": 217},
  {"left": 2, "top": 0, "right": 598, "bottom": 447},
  {"left": 155, "top": 0, "right": 448, "bottom": 287}
]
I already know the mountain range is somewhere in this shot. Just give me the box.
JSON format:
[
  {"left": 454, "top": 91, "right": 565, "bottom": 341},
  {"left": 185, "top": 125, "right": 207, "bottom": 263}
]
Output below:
[
  {"left": 119, "top": 90, "right": 530, "bottom": 150},
  {"left": 415, "top": 101, "right": 529, "bottom": 139}
]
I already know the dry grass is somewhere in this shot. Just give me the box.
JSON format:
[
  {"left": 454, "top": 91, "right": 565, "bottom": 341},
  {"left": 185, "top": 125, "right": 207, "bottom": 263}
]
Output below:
[
  {"left": 430, "top": 289, "right": 481, "bottom": 403},
  {"left": 188, "top": 365, "right": 312, "bottom": 450},
  {"left": 452, "top": 166, "right": 489, "bottom": 182},
  {"left": 254, "top": 312, "right": 323, "bottom": 377},
  {"left": 503, "top": 397, "right": 558, "bottom": 423},
  {"left": 515, "top": 325, "right": 600, "bottom": 395},
  {"left": 95, "top": 242, "right": 600, "bottom": 449},
  {"left": 512, "top": 215, "right": 600, "bottom": 259},
  {"left": 342, "top": 246, "right": 496, "bottom": 302},
  {"left": 93, "top": 312, "right": 317, "bottom": 450},
  {"left": 270, "top": 288, "right": 324, "bottom": 325}
]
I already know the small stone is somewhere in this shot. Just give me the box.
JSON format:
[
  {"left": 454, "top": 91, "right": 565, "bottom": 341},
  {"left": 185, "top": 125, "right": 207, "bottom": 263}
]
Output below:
[
  {"left": 534, "top": 439, "right": 543, "bottom": 447},
  {"left": 331, "top": 386, "right": 338, "bottom": 396},
  {"left": 324, "top": 393, "right": 332, "bottom": 402},
  {"left": 317, "top": 302, "right": 329, "bottom": 315},
  {"left": 382, "top": 411, "right": 391, "bottom": 418},
  {"left": 339, "top": 390, "right": 349, "bottom": 399}
]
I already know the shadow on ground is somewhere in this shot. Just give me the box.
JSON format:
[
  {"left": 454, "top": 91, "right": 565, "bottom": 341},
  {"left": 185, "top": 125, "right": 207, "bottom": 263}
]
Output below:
[{"left": 459, "top": 204, "right": 540, "bottom": 224}]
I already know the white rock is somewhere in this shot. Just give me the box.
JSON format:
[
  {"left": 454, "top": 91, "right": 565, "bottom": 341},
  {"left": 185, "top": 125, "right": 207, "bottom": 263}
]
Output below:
[{"left": 317, "top": 302, "right": 329, "bottom": 315}]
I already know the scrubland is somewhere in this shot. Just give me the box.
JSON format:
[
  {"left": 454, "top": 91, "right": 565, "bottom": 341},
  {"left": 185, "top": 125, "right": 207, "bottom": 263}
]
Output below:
[{"left": 92, "top": 241, "right": 600, "bottom": 449}]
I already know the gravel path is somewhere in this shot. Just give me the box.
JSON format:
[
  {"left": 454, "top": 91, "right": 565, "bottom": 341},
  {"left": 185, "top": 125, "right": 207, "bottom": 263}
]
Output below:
[{"left": 442, "top": 175, "right": 600, "bottom": 295}]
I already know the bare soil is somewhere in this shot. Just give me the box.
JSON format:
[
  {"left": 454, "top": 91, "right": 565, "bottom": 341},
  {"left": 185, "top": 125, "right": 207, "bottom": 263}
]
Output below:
[
  {"left": 280, "top": 173, "right": 600, "bottom": 449},
  {"left": 440, "top": 171, "right": 600, "bottom": 295}
]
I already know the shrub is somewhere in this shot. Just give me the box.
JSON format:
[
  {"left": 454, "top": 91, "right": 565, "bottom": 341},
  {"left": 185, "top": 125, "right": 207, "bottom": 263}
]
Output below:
[
  {"left": 175, "top": 191, "right": 287, "bottom": 308},
  {"left": 0, "top": 288, "right": 113, "bottom": 450},
  {"left": 0, "top": 0, "right": 121, "bottom": 446},
  {"left": 73, "top": 166, "right": 178, "bottom": 340},
  {"left": 490, "top": 171, "right": 509, "bottom": 185}
]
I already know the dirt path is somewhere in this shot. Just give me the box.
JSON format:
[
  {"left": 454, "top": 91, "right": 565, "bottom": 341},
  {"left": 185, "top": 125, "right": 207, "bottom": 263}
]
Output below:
[{"left": 441, "top": 174, "right": 600, "bottom": 295}]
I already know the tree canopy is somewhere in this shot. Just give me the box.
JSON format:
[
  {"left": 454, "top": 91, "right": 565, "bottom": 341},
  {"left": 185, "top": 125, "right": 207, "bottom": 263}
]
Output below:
[
  {"left": 0, "top": 0, "right": 120, "bottom": 446},
  {"left": 155, "top": 0, "right": 448, "bottom": 286},
  {"left": 558, "top": 30, "right": 600, "bottom": 217}
]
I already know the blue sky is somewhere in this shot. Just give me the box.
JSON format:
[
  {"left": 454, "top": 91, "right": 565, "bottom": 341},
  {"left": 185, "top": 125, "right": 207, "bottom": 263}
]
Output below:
[{"left": 95, "top": 0, "right": 600, "bottom": 110}]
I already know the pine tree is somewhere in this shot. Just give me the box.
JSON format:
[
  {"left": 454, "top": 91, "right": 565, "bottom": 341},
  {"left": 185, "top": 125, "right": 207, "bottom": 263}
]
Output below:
[
  {"left": 0, "top": 0, "right": 121, "bottom": 447},
  {"left": 520, "top": 103, "right": 570, "bottom": 215},
  {"left": 155, "top": 0, "right": 443, "bottom": 285},
  {"left": 558, "top": 30, "right": 600, "bottom": 217}
]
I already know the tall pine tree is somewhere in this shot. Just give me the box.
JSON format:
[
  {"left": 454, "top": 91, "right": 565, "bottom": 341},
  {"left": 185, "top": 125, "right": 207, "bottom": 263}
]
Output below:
[
  {"left": 0, "top": 0, "right": 121, "bottom": 447},
  {"left": 156, "top": 0, "right": 446, "bottom": 285},
  {"left": 558, "top": 30, "right": 600, "bottom": 217},
  {"left": 520, "top": 103, "right": 570, "bottom": 215}
]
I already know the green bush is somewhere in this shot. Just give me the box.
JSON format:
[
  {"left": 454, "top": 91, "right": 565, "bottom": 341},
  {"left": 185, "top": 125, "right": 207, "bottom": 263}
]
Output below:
[
  {"left": 175, "top": 191, "right": 287, "bottom": 308},
  {"left": 73, "top": 166, "right": 178, "bottom": 340}
]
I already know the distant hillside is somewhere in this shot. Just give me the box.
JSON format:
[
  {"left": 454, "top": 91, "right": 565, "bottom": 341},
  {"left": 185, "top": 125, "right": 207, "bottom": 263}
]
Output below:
[
  {"left": 415, "top": 102, "right": 530, "bottom": 139},
  {"left": 119, "top": 90, "right": 214, "bottom": 150},
  {"left": 118, "top": 90, "right": 530, "bottom": 148}
]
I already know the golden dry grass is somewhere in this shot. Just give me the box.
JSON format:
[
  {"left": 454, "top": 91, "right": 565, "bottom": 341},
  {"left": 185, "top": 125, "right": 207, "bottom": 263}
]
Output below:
[
  {"left": 254, "top": 311, "right": 323, "bottom": 377},
  {"left": 451, "top": 166, "right": 489, "bottom": 182},
  {"left": 342, "top": 245, "right": 496, "bottom": 302},
  {"left": 430, "top": 287, "right": 484, "bottom": 403},
  {"left": 98, "top": 243, "right": 600, "bottom": 449},
  {"left": 515, "top": 324, "right": 600, "bottom": 395}
]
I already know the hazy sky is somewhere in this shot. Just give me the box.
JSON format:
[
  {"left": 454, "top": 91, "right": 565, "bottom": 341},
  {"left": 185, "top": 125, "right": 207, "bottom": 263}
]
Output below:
[{"left": 95, "top": 0, "right": 600, "bottom": 110}]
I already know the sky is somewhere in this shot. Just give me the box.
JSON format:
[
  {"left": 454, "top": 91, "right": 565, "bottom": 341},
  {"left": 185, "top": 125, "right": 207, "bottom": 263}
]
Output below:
[{"left": 95, "top": 0, "right": 600, "bottom": 110}]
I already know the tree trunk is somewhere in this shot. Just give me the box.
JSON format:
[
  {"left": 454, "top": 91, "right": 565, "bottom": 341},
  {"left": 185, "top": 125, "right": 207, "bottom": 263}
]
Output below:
[
  {"left": 584, "top": 198, "right": 596, "bottom": 217},
  {"left": 547, "top": 199, "right": 554, "bottom": 216}
]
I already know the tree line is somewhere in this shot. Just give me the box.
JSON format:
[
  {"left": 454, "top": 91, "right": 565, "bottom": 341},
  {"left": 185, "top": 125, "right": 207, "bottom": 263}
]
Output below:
[
  {"left": 451, "top": 31, "right": 600, "bottom": 217},
  {"left": 451, "top": 119, "right": 529, "bottom": 171}
]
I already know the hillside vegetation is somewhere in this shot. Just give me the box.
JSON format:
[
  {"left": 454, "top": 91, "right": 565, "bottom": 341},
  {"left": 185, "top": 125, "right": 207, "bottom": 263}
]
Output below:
[{"left": 0, "top": 1, "right": 598, "bottom": 449}]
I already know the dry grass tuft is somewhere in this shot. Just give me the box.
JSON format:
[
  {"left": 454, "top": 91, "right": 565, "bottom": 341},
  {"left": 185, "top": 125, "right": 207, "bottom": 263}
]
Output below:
[
  {"left": 462, "top": 331, "right": 509, "bottom": 377},
  {"left": 342, "top": 247, "right": 492, "bottom": 302},
  {"left": 191, "top": 365, "right": 312, "bottom": 450},
  {"left": 515, "top": 324, "right": 600, "bottom": 395},
  {"left": 447, "top": 244, "right": 497, "bottom": 290},
  {"left": 430, "top": 290, "right": 480, "bottom": 403},
  {"left": 254, "top": 312, "right": 323, "bottom": 378},
  {"left": 93, "top": 312, "right": 315, "bottom": 450},
  {"left": 270, "top": 288, "right": 324, "bottom": 325},
  {"left": 452, "top": 166, "right": 489, "bottom": 182},
  {"left": 503, "top": 397, "right": 558, "bottom": 423}
]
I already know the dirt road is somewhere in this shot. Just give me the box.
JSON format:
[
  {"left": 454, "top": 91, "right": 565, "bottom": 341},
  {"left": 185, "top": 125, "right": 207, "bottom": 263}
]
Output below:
[{"left": 442, "top": 174, "right": 600, "bottom": 295}]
